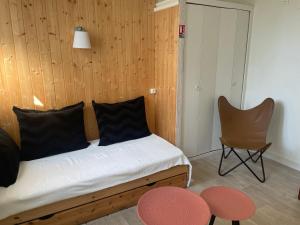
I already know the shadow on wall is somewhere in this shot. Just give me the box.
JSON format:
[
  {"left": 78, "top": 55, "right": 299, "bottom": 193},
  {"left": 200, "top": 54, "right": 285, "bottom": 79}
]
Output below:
[{"left": 266, "top": 101, "right": 284, "bottom": 165}]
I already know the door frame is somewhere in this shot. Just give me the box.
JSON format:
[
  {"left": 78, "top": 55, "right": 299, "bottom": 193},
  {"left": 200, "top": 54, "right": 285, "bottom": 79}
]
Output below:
[{"left": 176, "top": 0, "right": 254, "bottom": 148}]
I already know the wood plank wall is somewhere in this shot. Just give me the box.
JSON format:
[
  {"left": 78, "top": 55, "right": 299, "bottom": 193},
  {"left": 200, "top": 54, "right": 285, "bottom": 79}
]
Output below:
[
  {"left": 0, "top": 0, "right": 155, "bottom": 142},
  {"left": 154, "top": 6, "right": 179, "bottom": 144}
]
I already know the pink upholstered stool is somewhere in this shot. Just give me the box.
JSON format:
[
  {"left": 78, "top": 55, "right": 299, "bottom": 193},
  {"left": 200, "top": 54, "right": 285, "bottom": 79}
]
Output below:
[
  {"left": 201, "top": 186, "right": 256, "bottom": 225},
  {"left": 137, "top": 186, "right": 211, "bottom": 225}
]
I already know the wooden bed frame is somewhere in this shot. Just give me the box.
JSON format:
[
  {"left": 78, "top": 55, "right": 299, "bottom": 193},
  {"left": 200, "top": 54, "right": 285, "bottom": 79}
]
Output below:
[{"left": 0, "top": 165, "right": 189, "bottom": 225}]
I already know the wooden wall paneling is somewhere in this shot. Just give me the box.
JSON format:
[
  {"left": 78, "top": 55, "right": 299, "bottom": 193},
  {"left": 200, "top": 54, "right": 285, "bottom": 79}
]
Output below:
[
  {"left": 21, "top": 0, "right": 46, "bottom": 109},
  {"left": 133, "top": 0, "right": 142, "bottom": 108},
  {"left": 169, "top": 7, "right": 178, "bottom": 143},
  {"left": 108, "top": 0, "right": 115, "bottom": 101},
  {"left": 123, "top": 0, "right": 134, "bottom": 101},
  {"left": 83, "top": 0, "right": 98, "bottom": 140},
  {"left": 0, "top": 44, "right": 11, "bottom": 133},
  {"left": 111, "top": 0, "right": 121, "bottom": 102},
  {"left": 73, "top": 0, "right": 96, "bottom": 139},
  {"left": 44, "top": 0, "right": 67, "bottom": 108},
  {"left": 99, "top": 0, "right": 111, "bottom": 102},
  {"left": 154, "top": 13, "right": 161, "bottom": 135},
  {"left": 162, "top": 9, "right": 168, "bottom": 141},
  {"left": 55, "top": 0, "right": 77, "bottom": 105},
  {"left": 136, "top": 0, "right": 145, "bottom": 101},
  {"left": 88, "top": 0, "right": 102, "bottom": 140},
  {"left": 9, "top": 0, "right": 33, "bottom": 109},
  {"left": 111, "top": 0, "right": 120, "bottom": 102},
  {"left": 91, "top": 0, "right": 102, "bottom": 102},
  {"left": 0, "top": 0, "right": 22, "bottom": 139},
  {"left": 120, "top": 0, "right": 129, "bottom": 102},
  {"left": 92, "top": 0, "right": 108, "bottom": 106},
  {"left": 33, "top": 0, "right": 56, "bottom": 108},
  {"left": 105, "top": 0, "right": 120, "bottom": 102},
  {"left": 0, "top": 0, "right": 156, "bottom": 142},
  {"left": 145, "top": 0, "right": 156, "bottom": 132},
  {"left": 70, "top": 0, "right": 84, "bottom": 105},
  {"left": 90, "top": 0, "right": 103, "bottom": 103},
  {"left": 130, "top": 0, "right": 138, "bottom": 100},
  {"left": 0, "top": 13, "right": 10, "bottom": 133},
  {"left": 117, "top": 0, "right": 126, "bottom": 102},
  {"left": 115, "top": 0, "right": 123, "bottom": 99},
  {"left": 157, "top": 9, "right": 168, "bottom": 141},
  {"left": 154, "top": 6, "right": 179, "bottom": 144}
]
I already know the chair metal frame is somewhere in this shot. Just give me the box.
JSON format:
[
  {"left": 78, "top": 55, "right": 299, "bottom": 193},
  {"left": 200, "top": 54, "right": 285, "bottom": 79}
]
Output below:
[{"left": 218, "top": 144, "right": 267, "bottom": 183}]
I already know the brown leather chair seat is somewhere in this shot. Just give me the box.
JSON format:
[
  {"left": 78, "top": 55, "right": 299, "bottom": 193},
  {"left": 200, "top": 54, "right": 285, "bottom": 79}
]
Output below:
[{"left": 220, "top": 137, "right": 269, "bottom": 152}]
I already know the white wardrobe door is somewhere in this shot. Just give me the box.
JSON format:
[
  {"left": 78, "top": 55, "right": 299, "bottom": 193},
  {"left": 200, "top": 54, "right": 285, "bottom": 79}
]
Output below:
[
  {"left": 181, "top": 4, "right": 249, "bottom": 157},
  {"left": 211, "top": 9, "right": 250, "bottom": 150},
  {"left": 182, "top": 5, "right": 221, "bottom": 157}
]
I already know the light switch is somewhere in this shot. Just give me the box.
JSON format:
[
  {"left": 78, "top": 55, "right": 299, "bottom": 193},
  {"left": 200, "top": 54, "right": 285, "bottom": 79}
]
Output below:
[{"left": 149, "top": 88, "right": 157, "bottom": 95}]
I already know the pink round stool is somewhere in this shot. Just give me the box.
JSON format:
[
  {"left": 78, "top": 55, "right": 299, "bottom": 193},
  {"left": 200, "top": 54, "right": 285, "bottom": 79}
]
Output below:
[
  {"left": 201, "top": 186, "right": 256, "bottom": 225},
  {"left": 137, "top": 186, "right": 211, "bottom": 225}
]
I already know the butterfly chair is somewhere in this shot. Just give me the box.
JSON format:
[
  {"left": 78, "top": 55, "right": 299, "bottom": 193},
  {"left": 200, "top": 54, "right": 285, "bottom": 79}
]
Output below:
[{"left": 218, "top": 96, "right": 274, "bottom": 183}]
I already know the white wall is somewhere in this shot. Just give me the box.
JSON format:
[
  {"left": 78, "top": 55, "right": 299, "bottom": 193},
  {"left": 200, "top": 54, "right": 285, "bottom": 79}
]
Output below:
[{"left": 244, "top": 0, "right": 300, "bottom": 171}]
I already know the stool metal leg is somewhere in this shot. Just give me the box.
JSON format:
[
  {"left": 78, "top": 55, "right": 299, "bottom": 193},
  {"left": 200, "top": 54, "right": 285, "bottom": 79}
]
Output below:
[
  {"left": 232, "top": 221, "right": 240, "bottom": 225},
  {"left": 209, "top": 215, "right": 216, "bottom": 225}
]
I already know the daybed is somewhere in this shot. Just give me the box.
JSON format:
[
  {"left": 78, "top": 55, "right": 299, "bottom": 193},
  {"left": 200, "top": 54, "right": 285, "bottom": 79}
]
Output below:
[{"left": 0, "top": 134, "right": 191, "bottom": 225}]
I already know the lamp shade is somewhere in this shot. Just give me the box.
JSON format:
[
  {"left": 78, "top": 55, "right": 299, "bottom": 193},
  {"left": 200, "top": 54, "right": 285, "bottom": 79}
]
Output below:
[{"left": 73, "top": 28, "right": 91, "bottom": 49}]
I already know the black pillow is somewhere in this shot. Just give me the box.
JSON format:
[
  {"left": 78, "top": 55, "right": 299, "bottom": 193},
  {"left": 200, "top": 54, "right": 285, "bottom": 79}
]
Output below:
[
  {"left": 92, "top": 96, "right": 151, "bottom": 146},
  {"left": 0, "top": 128, "right": 20, "bottom": 187},
  {"left": 13, "top": 102, "right": 90, "bottom": 161}
]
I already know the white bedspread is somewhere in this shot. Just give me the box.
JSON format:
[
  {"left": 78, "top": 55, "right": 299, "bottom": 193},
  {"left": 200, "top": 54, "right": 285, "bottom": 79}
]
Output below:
[{"left": 0, "top": 134, "right": 191, "bottom": 220}]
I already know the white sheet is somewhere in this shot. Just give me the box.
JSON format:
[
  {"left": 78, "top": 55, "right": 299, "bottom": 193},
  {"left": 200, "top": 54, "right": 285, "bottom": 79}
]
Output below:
[{"left": 0, "top": 134, "right": 191, "bottom": 220}]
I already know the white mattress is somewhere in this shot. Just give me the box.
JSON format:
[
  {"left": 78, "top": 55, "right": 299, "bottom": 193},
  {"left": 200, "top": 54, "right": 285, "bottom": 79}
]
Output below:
[{"left": 0, "top": 134, "right": 191, "bottom": 220}]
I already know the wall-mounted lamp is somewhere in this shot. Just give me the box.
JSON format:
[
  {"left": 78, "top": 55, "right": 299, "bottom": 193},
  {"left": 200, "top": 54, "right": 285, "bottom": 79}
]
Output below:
[{"left": 73, "top": 26, "right": 91, "bottom": 49}]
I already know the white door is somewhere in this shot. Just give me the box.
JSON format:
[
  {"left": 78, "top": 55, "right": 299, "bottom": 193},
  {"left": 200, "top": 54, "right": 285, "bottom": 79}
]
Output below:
[{"left": 181, "top": 4, "right": 249, "bottom": 157}]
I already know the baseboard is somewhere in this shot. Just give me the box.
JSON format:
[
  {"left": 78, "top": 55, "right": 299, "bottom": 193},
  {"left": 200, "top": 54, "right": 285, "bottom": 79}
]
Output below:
[
  {"left": 188, "top": 149, "right": 222, "bottom": 162},
  {"left": 264, "top": 151, "right": 300, "bottom": 172},
  {"left": 154, "top": 0, "right": 179, "bottom": 12}
]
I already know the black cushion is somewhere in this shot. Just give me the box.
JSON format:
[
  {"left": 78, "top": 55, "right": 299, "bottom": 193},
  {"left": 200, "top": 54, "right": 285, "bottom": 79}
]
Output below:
[
  {"left": 92, "top": 96, "right": 151, "bottom": 146},
  {"left": 13, "top": 102, "right": 90, "bottom": 161},
  {"left": 0, "top": 128, "right": 20, "bottom": 187}
]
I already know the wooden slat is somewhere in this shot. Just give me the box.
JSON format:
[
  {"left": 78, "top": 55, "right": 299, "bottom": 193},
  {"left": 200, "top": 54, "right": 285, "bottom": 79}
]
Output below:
[
  {"left": 154, "top": 6, "right": 179, "bottom": 144},
  {"left": 22, "top": 173, "right": 187, "bottom": 225},
  {"left": 8, "top": 0, "right": 33, "bottom": 109},
  {"left": 0, "top": 165, "right": 188, "bottom": 225},
  {"left": 21, "top": 0, "right": 46, "bottom": 110},
  {"left": 43, "top": 0, "right": 66, "bottom": 108},
  {"left": 0, "top": 0, "right": 22, "bottom": 139},
  {"left": 0, "top": 0, "right": 156, "bottom": 142}
]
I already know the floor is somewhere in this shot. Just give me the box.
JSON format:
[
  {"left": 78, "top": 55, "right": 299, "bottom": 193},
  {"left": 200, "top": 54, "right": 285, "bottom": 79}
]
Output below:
[{"left": 85, "top": 150, "right": 300, "bottom": 225}]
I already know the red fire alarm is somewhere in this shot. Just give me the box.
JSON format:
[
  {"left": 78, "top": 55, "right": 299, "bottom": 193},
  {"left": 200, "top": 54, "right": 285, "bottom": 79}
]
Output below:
[{"left": 179, "top": 25, "right": 185, "bottom": 38}]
